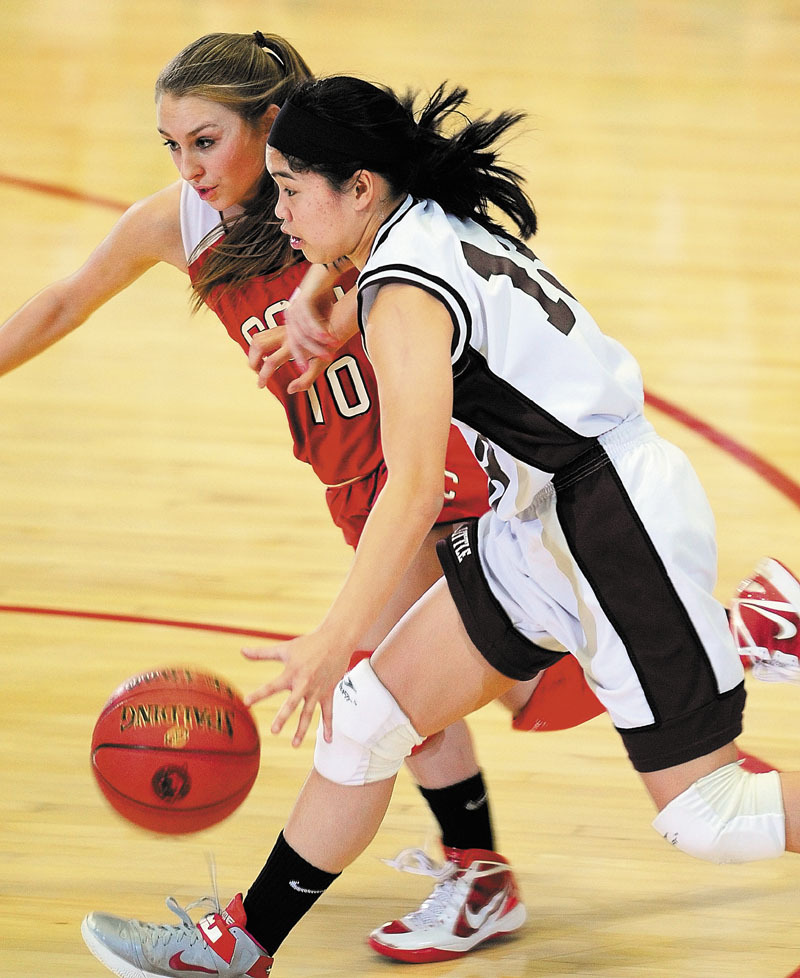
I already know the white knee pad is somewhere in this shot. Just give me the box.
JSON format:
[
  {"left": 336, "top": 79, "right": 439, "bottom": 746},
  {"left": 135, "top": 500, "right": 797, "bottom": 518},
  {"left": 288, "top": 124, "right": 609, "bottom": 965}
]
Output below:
[
  {"left": 652, "top": 761, "right": 785, "bottom": 864},
  {"left": 314, "top": 659, "right": 424, "bottom": 786}
]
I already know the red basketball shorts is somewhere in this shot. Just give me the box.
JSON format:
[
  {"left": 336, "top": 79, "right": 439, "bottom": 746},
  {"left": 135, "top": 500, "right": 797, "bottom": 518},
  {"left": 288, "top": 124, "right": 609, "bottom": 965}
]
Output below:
[{"left": 326, "top": 426, "right": 489, "bottom": 549}]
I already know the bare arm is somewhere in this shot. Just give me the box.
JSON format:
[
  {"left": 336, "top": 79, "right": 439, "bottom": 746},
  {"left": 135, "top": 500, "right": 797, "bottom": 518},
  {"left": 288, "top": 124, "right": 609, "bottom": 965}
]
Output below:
[
  {"left": 243, "top": 283, "right": 455, "bottom": 744},
  {"left": 319, "top": 284, "right": 453, "bottom": 644},
  {"left": 0, "top": 181, "right": 186, "bottom": 377},
  {"left": 285, "top": 261, "right": 360, "bottom": 364}
]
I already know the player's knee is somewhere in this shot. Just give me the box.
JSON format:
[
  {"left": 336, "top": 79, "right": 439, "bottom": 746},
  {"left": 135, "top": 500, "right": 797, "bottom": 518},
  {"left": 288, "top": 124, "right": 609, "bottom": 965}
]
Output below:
[
  {"left": 314, "top": 659, "right": 424, "bottom": 786},
  {"left": 652, "top": 761, "right": 785, "bottom": 864}
]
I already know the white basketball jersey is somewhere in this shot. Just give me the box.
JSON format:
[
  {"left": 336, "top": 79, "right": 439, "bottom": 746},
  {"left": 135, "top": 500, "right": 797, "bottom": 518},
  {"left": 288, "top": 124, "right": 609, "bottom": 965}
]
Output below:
[
  {"left": 357, "top": 196, "right": 645, "bottom": 521},
  {"left": 179, "top": 180, "right": 223, "bottom": 260}
]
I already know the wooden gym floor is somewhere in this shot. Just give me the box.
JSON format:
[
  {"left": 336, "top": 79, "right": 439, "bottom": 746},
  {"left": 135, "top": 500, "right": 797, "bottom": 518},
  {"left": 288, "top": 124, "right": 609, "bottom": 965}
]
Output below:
[{"left": 1, "top": 2, "right": 798, "bottom": 976}]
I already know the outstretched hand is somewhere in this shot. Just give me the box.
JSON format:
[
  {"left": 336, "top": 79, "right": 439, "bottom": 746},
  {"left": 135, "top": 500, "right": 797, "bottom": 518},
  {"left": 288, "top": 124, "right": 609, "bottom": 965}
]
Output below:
[{"left": 241, "top": 631, "right": 351, "bottom": 747}]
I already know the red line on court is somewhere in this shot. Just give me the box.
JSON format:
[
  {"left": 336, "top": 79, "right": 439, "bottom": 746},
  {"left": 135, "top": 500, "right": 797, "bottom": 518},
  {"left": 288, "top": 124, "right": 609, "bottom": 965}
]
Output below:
[
  {"left": 0, "top": 172, "right": 128, "bottom": 213},
  {"left": 645, "top": 390, "right": 800, "bottom": 510},
  {"left": 0, "top": 604, "right": 293, "bottom": 642}
]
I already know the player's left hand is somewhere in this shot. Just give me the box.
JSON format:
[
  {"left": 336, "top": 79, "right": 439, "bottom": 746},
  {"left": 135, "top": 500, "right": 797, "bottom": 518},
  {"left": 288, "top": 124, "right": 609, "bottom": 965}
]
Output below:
[{"left": 241, "top": 632, "right": 350, "bottom": 747}]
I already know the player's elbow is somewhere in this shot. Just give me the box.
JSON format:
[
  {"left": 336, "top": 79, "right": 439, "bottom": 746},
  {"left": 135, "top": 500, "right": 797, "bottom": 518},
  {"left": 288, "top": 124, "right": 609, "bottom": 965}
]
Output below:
[{"left": 41, "top": 279, "right": 89, "bottom": 337}]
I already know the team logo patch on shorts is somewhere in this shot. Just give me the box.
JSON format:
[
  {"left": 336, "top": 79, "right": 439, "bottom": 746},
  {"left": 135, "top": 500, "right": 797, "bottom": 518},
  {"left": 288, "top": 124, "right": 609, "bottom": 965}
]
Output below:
[{"left": 450, "top": 522, "right": 473, "bottom": 562}]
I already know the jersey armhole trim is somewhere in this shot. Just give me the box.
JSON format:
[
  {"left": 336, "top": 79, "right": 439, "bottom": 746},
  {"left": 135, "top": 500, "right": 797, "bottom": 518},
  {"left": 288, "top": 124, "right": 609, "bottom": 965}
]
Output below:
[{"left": 357, "top": 265, "right": 471, "bottom": 361}]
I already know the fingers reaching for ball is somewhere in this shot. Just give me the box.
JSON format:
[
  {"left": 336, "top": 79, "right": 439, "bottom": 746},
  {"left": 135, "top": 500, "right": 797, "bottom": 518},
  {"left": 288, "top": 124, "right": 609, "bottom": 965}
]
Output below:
[{"left": 242, "top": 634, "right": 351, "bottom": 746}]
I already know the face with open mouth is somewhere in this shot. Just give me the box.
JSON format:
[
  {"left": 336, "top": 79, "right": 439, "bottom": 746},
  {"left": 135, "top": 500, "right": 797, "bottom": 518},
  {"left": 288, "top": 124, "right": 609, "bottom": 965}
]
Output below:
[
  {"left": 157, "top": 93, "right": 269, "bottom": 214},
  {"left": 266, "top": 145, "right": 365, "bottom": 266}
]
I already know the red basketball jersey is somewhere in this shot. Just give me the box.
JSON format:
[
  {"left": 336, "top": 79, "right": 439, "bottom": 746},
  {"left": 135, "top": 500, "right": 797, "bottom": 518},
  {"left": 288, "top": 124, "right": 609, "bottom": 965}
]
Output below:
[
  {"left": 180, "top": 183, "right": 488, "bottom": 516},
  {"left": 182, "top": 187, "right": 382, "bottom": 487}
]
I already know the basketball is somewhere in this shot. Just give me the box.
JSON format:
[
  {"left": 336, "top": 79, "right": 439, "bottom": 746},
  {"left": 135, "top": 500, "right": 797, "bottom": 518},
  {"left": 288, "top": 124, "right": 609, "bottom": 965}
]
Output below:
[{"left": 90, "top": 666, "right": 260, "bottom": 834}]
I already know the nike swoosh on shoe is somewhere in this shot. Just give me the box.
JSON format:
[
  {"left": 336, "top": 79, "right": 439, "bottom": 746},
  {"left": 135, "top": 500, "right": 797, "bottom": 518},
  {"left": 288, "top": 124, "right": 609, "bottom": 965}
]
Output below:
[
  {"left": 168, "top": 952, "right": 218, "bottom": 974},
  {"left": 740, "top": 601, "right": 798, "bottom": 640},
  {"left": 462, "top": 888, "right": 507, "bottom": 932}
]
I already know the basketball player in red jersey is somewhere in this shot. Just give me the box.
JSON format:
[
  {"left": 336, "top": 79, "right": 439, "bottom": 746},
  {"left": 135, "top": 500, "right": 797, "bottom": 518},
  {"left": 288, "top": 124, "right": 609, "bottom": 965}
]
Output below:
[
  {"left": 1, "top": 33, "right": 797, "bottom": 972},
  {"left": 0, "top": 31, "right": 528, "bottom": 961}
]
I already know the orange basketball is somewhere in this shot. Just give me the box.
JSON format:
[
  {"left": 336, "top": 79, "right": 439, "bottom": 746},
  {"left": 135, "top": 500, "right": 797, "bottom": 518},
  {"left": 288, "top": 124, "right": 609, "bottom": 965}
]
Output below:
[{"left": 90, "top": 666, "right": 260, "bottom": 834}]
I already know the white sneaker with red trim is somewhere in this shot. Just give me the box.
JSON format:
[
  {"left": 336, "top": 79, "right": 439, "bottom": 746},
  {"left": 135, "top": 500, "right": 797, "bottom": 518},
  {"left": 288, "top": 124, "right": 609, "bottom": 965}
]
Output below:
[
  {"left": 730, "top": 557, "right": 800, "bottom": 684},
  {"left": 368, "top": 846, "right": 526, "bottom": 963},
  {"left": 81, "top": 893, "right": 273, "bottom": 978}
]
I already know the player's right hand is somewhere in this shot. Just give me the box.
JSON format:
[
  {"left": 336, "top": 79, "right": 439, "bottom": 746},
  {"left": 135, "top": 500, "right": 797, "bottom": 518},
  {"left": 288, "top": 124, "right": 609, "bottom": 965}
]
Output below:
[
  {"left": 247, "top": 324, "right": 330, "bottom": 392},
  {"left": 241, "top": 630, "right": 351, "bottom": 748},
  {"left": 283, "top": 286, "right": 342, "bottom": 369}
]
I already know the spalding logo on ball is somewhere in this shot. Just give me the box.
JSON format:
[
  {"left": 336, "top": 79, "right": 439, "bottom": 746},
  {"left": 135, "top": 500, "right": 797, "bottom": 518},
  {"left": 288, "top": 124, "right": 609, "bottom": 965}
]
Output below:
[{"left": 91, "top": 667, "right": 260, "bottom": 833}]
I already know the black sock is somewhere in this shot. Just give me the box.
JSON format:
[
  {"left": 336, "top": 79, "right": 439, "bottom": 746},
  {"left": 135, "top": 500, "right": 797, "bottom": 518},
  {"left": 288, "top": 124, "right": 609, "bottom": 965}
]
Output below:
[
  {"left": 418, "top": 771, "right": 494, "bottom": 852},
  {"left": 242, "top": 831, "right": 340, "bottom": 955}
]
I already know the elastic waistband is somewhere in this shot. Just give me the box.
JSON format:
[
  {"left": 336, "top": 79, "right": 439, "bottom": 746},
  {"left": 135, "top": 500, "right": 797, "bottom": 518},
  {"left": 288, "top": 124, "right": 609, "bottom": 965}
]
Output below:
[
  {"left": 597, "top": 414, "right": 656, "bottom": 458},
  {"left": 531, "top": 415, "right": 655, "bottom": 509},
  {"left": 323, "top": 461, "right": 385, "bottom": 490},
  {"left": 324, "top": 473, "right": 368, "bottom": 489}
]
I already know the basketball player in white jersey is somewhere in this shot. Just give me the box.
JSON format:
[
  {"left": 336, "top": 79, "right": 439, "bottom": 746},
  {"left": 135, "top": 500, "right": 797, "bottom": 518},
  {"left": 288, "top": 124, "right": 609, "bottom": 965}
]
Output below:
[{"left": 79, "top": 75, "right": 800, "bottom": 977}]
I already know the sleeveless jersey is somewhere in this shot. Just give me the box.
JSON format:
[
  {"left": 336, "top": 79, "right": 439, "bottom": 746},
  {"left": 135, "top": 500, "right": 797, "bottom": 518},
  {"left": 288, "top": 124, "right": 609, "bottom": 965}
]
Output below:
[
  {"left": 180, "top": 181, "right": 382, "bottom": 487},
  {"left": 358, "top": 196, "right": 645, "bottom": 523}
]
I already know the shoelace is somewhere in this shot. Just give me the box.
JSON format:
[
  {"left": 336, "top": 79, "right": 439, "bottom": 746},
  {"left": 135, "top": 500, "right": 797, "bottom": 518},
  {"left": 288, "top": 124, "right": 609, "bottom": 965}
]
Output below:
[
  {"left": 407, "top": 875, "right": 461, "bottom": 928},
  {"left": 142, "top": 896, "right": 219, "bottom": 949},
  {"left": 381, "top": 848, "right": 509, "bottom": 928},
  {"left": 381, "top": 848, "right": 453, "bottom": 880},
  {"left": 143, "top": 853, "right": 222, "bottom": 950},
  {"left": 748, "top": 647, "right": 800, "bottom": 684},
  {"left": 381, "top": 849, "right": 461, "bottom": 926}
]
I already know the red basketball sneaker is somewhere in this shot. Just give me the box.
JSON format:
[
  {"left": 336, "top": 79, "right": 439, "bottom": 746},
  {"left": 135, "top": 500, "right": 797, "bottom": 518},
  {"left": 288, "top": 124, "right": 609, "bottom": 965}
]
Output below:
[
  {"left": 81, "top": 893, "right": 273, "bottom": 978},
  {"left": 730, "top": 557, "right": 800, "bottom": 684},
  {"left": 368, "top": 846, "right": 526, "bottom": 963}
]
